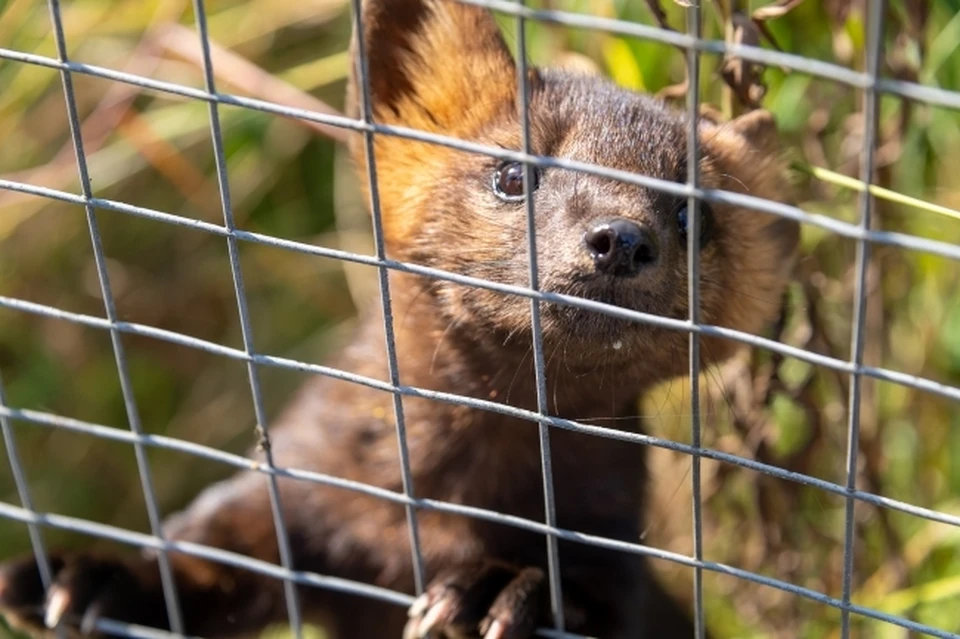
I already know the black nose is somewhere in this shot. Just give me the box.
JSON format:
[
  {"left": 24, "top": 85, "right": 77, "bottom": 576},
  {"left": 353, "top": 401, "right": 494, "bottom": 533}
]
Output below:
[{"left": 583, "top": 219, "right": 659, "bottom": 277}]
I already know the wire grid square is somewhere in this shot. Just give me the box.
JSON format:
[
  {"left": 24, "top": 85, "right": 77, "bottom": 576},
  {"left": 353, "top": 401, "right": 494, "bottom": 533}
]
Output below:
[{"left": 1, "top": 1, "right": 959, "bottom": 638}]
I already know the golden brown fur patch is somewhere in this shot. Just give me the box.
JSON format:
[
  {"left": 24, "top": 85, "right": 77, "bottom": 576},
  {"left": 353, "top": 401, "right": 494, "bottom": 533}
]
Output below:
[{"left": 348, "top": 0, "right": 518, "bottom": 244}]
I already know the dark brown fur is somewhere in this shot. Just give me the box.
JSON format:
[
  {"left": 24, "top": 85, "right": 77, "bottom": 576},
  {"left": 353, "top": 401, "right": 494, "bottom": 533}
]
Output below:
[{"left": 0, "top": 1, "right": 798, "bottom": 637}]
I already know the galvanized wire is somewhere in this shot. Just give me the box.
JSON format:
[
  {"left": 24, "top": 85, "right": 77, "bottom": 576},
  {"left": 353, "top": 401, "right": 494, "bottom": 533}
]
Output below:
[
  {"left": 347, "top": 0, "right": 427, "bottom": 596},
  {"left": 41, "top": 0, "right": 184, "bottom": 633},
  {"left": 0, "top": 49, "right": 955, "bottom": 263},
  {"left": 0, "top": 490, "right": 958, "bottom": 638},
  {"left": 684, "top": 5, "right": 705, "bottom": 638},
  {"left": 0, "top": 326, "right": 956, "bottom": 532},
  {"left": 188, "top": 0, "right": 303, "bottom": 633},
  {"left": 0, "top": 374, "right": 56, "bottom": 615},
  {"left": 0, "top": 1, "right": 959, "bottom": 639},
  {"left": 4, "top": 178, "right": 957, "bottom": 403},
  {"left": 516, "top": 1, "right": 565, "bottom": 631},
  {"left": 840, "top": 3, "right": 886, "bottom": 636}
]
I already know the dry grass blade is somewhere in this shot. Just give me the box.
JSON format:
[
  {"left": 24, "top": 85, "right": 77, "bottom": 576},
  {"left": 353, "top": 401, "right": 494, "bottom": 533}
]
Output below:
[
  {"left": 116, "top": 110, "right": 223, "bottom": 216},
  {"left": 752, "top": 0, "right": 806, "bottom": 21},
  {"left": 796, "top": 162, "right": 960, "bottom": 222},
  {"left": 0, "top": 40, "right": 164, "bottom": 208},
  {"left": 152, "top": 23, "right": 351, "bottom": 146}
]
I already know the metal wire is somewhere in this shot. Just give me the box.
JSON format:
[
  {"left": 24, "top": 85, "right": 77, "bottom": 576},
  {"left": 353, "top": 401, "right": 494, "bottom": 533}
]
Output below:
[
  {"left": 0, "top": 374, "right": 56, "bottom": 612},
  {"left": 347, "top": 0, "right": 426, "bottom": 595},
  {"left": 840, "top": 3, "right": 886, "bottom": 636},
  {"left": 1, "top": 491, "right": 958, "bottom": 639},
  {"left": 4, "top": 179, "right": 958, "bottom": 404},
  {"left": 684, "top": 5, "right": 705, "bottom": 638},
  {"left": 515, "top": 1, "right": 565, "bottom": 631},
  {"left": 187, "top": 0, "right": 304, "bottom": 634},
  {"left": 1, "top": 1, "right": 959, "bottom": 639},
  {"left": 1, "top": 344, "right": 958, "bottom": 532},
  {"left": 1, "top": 137, "right": 957, "bottom": 262},
  {"left": 4, "top": 1, "right": 960, "bottom": 112},
  {"left": 43, "top": 0, "right": 184, "bottom": 633}
]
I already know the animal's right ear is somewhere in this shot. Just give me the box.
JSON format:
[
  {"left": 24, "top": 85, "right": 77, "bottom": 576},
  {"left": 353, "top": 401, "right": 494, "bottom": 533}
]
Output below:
[
  {"left": 347, "top": 0, "right": 518, "bottom": 134},
  {"left": 724, "top": 109, "right": 780, "bottom": 156}
]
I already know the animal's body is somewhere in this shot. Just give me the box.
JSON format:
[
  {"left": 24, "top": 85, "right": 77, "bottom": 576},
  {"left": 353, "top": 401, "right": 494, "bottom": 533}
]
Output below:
[{"left": 0, "top": 1, "right": 798, "bottom": 637}]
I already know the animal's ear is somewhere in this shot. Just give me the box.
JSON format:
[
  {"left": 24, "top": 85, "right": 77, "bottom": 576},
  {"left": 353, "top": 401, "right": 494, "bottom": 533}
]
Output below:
[
  {"left": 346, "top": 1, "right": 518, "bottom": 251},
  {"left": 347, "top": 0, "right": 517, "bottom": 133},
  {"left": 724, "top": 109, "right": 779, "bottom": 155},
  {"left": 700, "top": 108, "right": 799, "bottom": 276},
  {"left": 699, "top": 108, "right": 780, "bottom": 155}
]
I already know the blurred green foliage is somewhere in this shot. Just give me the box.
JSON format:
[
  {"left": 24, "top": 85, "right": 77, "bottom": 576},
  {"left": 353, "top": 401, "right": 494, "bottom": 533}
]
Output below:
[{"left": 0, "top": 0, "right": 958, "bottom": 637}]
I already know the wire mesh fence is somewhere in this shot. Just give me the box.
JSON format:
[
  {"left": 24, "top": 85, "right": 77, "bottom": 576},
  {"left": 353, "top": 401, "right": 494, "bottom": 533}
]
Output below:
[{"left": 0, "top": 0, "right": 958, "bottom": 638}]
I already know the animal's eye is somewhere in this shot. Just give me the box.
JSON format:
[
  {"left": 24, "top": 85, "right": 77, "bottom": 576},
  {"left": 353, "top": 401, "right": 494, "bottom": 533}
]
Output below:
[
  {"left": 493, "top": 161, "right": 540, "bottom": 202},
  {"left": 676, "top": 201, "right": 713, "bottom": 249}
]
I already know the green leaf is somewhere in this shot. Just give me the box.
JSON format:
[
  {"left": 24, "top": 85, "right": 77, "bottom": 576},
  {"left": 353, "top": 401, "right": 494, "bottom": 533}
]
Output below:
[{"left": 601, "top": 37, "right": 645, "bottom": 91}]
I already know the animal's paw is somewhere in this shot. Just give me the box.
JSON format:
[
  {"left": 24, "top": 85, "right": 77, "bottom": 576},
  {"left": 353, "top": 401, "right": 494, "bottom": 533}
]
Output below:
[
  {"left": 404, "top": 562, "right": 546, "bottom": 639},
  {"left": 0, "top": 552, "right": 167, "bottom": 637}
]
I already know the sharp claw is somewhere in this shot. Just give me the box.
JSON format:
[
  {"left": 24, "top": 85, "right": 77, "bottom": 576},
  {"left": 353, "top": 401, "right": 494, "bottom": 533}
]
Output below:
[
  {"left": 408, "top": 592, "right": 430, "bottom": 619},
  {"left": 483, "top": 619, "right": 507, "bottom": 639},
  {"left": 403, "top": 617, "right": 421, "bottom": 639},
  {"left": 44, "top": 587, "right": 70, "bottom": 629},
  {"left": 418, "top": 597, "right": 454, "bottom": 639},
  {"left": 80, "top": 600, "right": 103, "bottom": 635}
]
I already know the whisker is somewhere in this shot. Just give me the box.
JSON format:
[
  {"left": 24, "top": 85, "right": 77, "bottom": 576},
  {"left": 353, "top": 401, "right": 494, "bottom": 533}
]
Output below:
[
  {"left": 430, "top": 317, "right": 461, "bottom": 376},
  {"left": 504, "top": 346, "right": 533, "bottom": 406}
]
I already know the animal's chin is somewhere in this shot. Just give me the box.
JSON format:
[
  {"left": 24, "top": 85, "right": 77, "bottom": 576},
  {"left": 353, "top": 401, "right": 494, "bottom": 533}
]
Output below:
[
  {"left": 544, "top": 307, "right": 647, "bottom": 342},
  {"left": 540, "top": 275, "right": 676, "bottom": 341}
]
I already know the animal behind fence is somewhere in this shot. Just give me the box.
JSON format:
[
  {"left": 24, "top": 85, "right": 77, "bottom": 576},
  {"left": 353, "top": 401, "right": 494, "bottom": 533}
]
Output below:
[{"left": 0, "top": 1, "right": 958, "bottom": 638}]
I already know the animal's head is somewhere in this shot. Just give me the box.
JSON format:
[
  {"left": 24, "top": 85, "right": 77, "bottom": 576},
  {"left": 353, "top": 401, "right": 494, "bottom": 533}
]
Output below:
[{"left": 347, "top": 0, "right": 799, "bottom": 379}]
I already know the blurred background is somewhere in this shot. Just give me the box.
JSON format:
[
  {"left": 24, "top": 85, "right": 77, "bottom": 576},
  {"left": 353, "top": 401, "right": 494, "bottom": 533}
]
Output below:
[{"left": 0, "top": 0, "right": 958, "bottom": 637}]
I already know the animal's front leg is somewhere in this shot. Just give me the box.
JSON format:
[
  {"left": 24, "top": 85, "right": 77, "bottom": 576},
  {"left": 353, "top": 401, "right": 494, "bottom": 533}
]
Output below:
[
  {"left": 0, "top": 549, "right": 288, "bottom": 638},
  {"left": 0, "top": 473, "right": 297, "bottom": 638}
]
